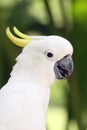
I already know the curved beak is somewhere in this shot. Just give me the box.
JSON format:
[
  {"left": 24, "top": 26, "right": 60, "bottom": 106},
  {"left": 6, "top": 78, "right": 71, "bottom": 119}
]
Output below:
[{"left": 54, "top": 55, "right": 74, "bottom": 80}]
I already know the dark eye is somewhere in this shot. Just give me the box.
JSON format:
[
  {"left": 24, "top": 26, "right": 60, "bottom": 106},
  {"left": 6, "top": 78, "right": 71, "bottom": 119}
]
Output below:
[{"left": 47, "top": 52, "right": 53, "bottom": 58}]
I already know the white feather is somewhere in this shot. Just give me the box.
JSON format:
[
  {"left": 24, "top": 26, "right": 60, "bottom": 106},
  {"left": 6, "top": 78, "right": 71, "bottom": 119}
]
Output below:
[{"left": 0, "top": 36, "right": 73, "bottom": 130}]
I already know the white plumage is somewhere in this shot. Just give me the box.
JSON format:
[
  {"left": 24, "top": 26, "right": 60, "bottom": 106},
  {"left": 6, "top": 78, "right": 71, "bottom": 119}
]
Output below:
[{"left": 0, "top": 28, "right": 73, "bottom": 130}]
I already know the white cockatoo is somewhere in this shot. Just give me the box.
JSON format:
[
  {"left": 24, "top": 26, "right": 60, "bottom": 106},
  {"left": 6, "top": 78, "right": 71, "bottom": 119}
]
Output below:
[{"left": 0, "top": 27, "right": 74, "bottom": 130}]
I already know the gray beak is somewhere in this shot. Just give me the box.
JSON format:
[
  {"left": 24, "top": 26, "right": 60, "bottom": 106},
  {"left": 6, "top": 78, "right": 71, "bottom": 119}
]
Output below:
[{"left": 54, "top": 55, "right": 74, "bottom": 80}]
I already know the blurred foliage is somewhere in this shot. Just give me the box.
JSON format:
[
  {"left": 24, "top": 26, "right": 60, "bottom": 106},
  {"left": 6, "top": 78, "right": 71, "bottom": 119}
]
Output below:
[{"left": 0, "top": 0, "right": 87, "bottom": 130}]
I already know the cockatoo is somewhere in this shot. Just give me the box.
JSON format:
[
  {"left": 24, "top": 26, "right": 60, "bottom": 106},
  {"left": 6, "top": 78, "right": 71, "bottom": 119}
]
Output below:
[{"left": 0, "top": 27, "right": 74, "bottom": 130}]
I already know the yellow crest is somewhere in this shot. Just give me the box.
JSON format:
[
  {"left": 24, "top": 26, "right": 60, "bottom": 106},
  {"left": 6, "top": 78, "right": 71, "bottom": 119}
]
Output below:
[{"left": 6, "top": 27, "right": 30, "bottom": 47}]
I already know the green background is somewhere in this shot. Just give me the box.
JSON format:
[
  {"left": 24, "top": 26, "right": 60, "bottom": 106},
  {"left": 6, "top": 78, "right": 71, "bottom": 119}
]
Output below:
[{"left": 0, "top": 0, "right": 87, "bottom": 130}]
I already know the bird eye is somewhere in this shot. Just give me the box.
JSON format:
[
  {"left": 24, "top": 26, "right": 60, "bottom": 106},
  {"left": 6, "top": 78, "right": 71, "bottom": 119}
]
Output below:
[{"left": 46, "top": 52, "right": 53, "bottom": 58}]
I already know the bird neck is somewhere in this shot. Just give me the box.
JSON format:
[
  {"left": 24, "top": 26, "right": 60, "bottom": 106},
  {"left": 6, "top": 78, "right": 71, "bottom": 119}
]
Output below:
[{"left": 7, "top": 63, "right": 51, "bottom": 112}]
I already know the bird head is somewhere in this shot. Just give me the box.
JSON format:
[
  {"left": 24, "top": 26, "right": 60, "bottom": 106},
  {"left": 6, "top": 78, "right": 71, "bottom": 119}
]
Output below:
[{"left": 6, "top": 27, "right": 74, "bottom": 86}]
